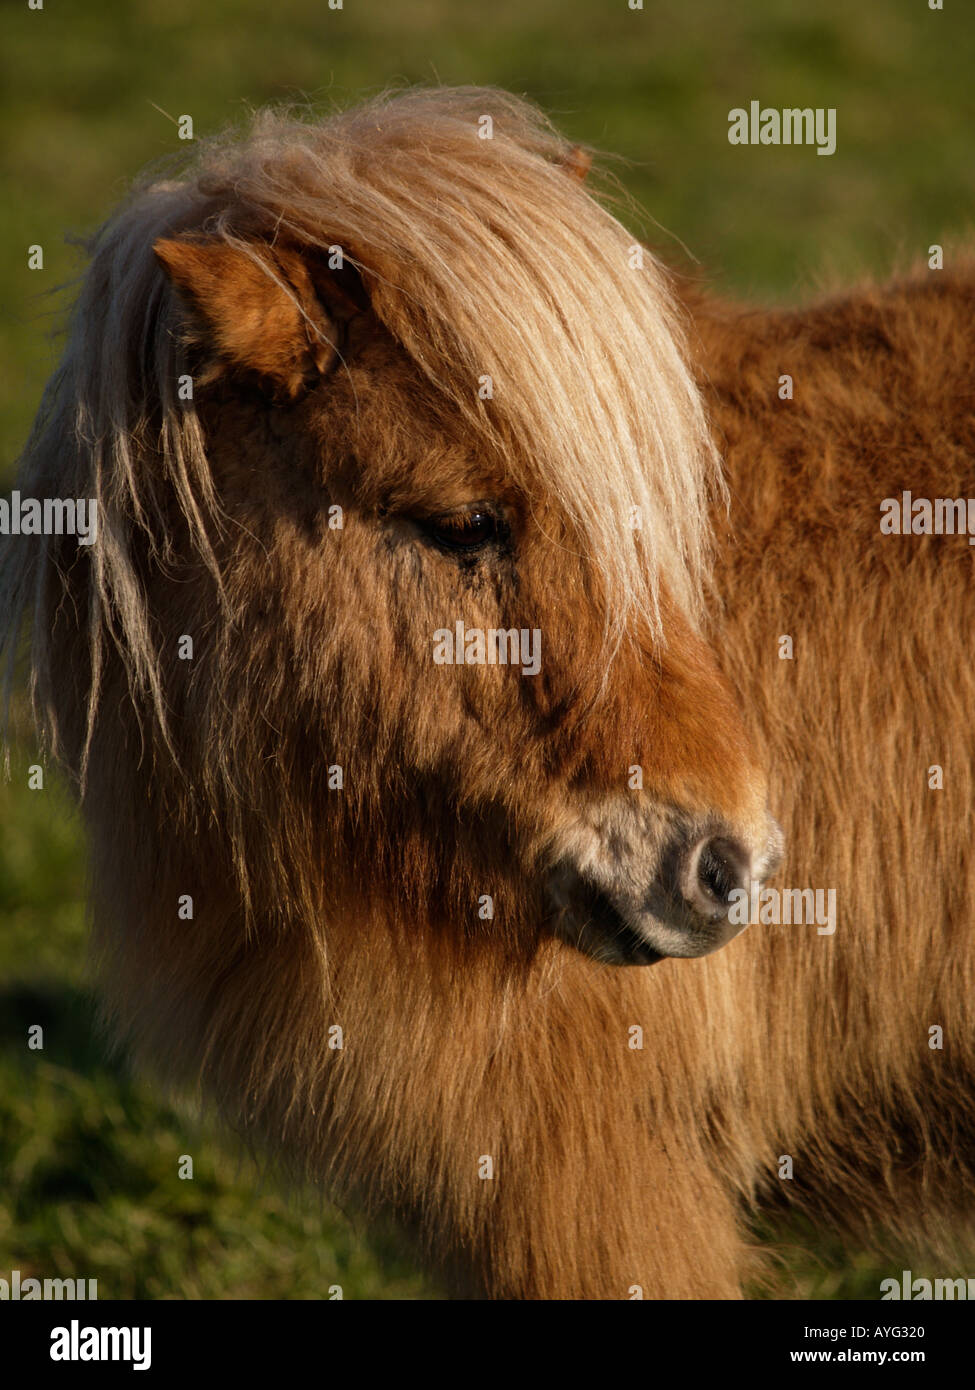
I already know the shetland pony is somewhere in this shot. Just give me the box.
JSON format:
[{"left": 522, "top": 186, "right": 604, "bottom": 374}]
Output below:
[{"left": 2, "top": 86, "right": 974, "bottom": 1298}]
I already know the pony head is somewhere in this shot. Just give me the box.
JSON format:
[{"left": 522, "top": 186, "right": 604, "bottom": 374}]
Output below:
[{"left": 2, "top": 87, "right": 781, "bottom": 987}]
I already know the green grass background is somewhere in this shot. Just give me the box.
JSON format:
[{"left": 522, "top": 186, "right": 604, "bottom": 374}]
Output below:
[{"left": 1, "top": 0, "right": 972, "bottom": 1299}]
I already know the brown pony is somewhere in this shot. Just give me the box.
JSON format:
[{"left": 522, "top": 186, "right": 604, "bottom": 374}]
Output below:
[{"left": 3, "top": 86, "right": 974, "bottom": 1299}]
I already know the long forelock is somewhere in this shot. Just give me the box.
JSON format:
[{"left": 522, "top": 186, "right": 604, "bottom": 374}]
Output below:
[{"left": 209, "top": 88, "right": 723, "bottom": 638}]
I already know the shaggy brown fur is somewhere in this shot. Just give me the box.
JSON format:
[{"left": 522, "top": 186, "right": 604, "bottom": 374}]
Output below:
[{"left": 3, "top": 87, "right": 974, "bottom": 1299}]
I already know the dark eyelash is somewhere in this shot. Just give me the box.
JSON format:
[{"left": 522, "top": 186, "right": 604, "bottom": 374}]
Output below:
[{"left": 423, "top": 509, "right": 505, "bottom": 554}]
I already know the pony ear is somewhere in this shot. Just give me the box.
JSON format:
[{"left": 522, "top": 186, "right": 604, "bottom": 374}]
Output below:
[
  {"left": 562, "top": 146, "right": 593, "bottom": 182},
  {"left": 153, "top": 235, "right": 365, "bottom": 400}
]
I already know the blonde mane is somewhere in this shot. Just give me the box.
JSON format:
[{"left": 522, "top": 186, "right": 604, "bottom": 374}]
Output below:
[{"left": 1, "top": 86, "right": 719, "bottom": 774}]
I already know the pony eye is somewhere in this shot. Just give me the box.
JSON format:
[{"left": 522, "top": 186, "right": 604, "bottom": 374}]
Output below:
[{"left": 425, "top": 510, "right": 499, "bottom": 553}]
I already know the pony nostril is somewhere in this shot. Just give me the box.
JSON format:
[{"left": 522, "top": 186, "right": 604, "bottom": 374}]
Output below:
[{"left": 687, "top": 836, "right": 750, "bottom": 914}]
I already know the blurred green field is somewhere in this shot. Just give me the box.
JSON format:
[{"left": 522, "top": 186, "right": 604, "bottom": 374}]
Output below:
[{"left": 2, "top": 0, "right": 971, "bottom": 1299}]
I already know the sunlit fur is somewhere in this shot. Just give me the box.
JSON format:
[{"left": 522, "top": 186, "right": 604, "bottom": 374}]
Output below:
[{"left": 2, "top": 87, "right": 973, "bottom": 1298}]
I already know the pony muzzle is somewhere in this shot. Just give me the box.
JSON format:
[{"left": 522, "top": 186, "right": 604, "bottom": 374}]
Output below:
[{"left": 548, "top": 815, "right": 784, "bottom": 966}]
